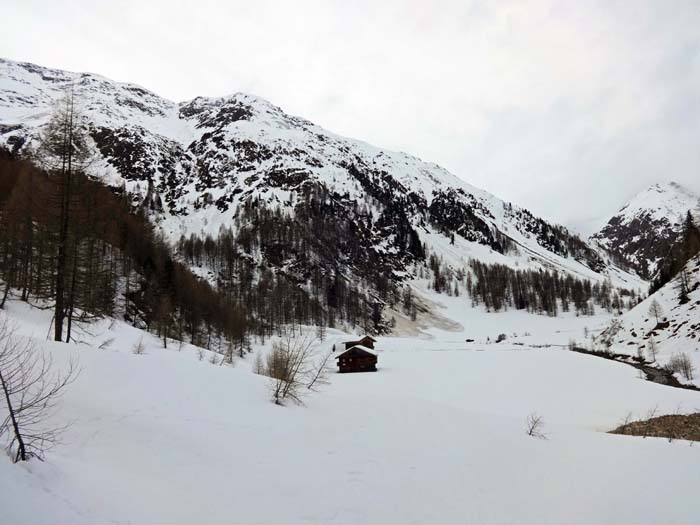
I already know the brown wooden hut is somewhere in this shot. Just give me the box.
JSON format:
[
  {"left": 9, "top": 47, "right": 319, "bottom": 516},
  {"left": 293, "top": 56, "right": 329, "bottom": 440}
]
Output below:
[
  {"left": 335, "top": 345, "right": 378, "bottom": 373},
  {"left": 343, "top": 335, "right": 377, "bottom": 350}
]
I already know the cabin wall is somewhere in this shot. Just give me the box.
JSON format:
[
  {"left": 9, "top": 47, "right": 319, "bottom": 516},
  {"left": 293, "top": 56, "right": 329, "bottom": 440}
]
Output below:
[{"left": 338, "top": 356, "right": 377, "bottom": 373}]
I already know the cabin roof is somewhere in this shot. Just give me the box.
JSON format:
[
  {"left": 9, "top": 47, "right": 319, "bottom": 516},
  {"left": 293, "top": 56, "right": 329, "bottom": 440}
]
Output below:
[
  {"left": 335, "top": 345, "right": 378, "bottom": 359},
  {"left": 345, "top": 335, "right": 377, "bottom": 343}
]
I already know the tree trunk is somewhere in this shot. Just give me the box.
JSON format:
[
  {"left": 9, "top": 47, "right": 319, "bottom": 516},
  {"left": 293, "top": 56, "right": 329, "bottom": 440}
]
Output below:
[
  {"left": 0, "top": 279, "right": 10, "bottom": 309},
  {"left": 0, "top": 252, "right": 14, "bottom": 309},
  {"left": 54, "top": 232, "right": 66, "bottom": 342},
  {"left": 65, "top": 238, "right": 79, "bottom": 343},
  {"left": 0, "top": 368, "right": 26, "bottom": 462},
  {"left": 55, "top": 95, "right": 75, "bottom": 342},
  {"left": 20, "top": 221, "right": 32, "bottom": 301}
]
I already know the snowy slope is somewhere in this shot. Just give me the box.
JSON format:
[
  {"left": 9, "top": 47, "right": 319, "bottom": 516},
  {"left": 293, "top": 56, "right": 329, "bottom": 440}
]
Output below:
[
  {"left": 2, "top": 300, "right": 700, "bottom": 524},
  {"left": 600, "top": 254, "right": 700, "bottom": 385},
  {"left": 0, "top": 57, "right": 642, "bottom": 295},
  {"left": 591, "top": 182, "right": 699, "bottom": 279}
]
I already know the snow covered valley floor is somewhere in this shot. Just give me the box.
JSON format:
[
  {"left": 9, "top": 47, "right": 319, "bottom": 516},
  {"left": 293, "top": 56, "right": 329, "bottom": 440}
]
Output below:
[{"left": 2, "top": 301, "right": 700, "bottom": 524}]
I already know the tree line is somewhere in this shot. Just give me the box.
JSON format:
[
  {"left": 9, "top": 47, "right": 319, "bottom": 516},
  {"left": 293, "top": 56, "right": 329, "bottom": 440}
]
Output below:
[
  {"left": 465, "top": 260, "right": 638, "bottom": 316},
  {"left": 177, "top": 192, "right": 396, "bottom": 340},
  {"left": 0, "top": 95, "right": 247, "bottom": 351},
  {"left": 416, "top": 252, "right": 639, "bottom": 316}
]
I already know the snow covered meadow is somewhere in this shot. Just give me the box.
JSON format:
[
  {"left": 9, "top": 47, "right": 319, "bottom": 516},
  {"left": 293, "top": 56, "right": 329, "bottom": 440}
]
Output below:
[{"left": 2, "top": 297, "right": 700, "bottom": 525}]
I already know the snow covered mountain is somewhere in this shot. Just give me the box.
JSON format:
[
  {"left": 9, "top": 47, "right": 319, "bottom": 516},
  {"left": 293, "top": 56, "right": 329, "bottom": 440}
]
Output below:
[
  {"left": 0, "top": 58, "right": 643, "bottom": 328},
  {"left": 591, "top": 182, "right": 700, "bottom": 280}
]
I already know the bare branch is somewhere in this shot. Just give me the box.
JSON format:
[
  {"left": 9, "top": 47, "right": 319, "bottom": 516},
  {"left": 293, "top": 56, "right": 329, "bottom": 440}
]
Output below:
[
  {"left": 525, "top": 412, "right": 547, "bottom": 439},
  {"left": 307, "top": 350, "right": 333, "bottom": 391},
  {"left": 262, "top": 332, "right": 323, "bottom": 405},
  {"left": 0, "top": 315, "right": 79, "bottom": 462}
]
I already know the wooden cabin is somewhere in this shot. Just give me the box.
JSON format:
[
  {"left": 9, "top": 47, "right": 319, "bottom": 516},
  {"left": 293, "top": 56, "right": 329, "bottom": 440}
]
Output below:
[
  {"left": 343, "top": 335, "right": 377, "bottom": 350},
  {"left": 335, "top": 345, "right": 378, "bottom": 373}
]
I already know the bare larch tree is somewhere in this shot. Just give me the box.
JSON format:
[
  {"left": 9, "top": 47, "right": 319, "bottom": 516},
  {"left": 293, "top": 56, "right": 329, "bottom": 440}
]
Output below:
[
  {"left": 647, "top": 299, "right": 664, "bottom": 325},
  {"left": 35, "top": 87, "right": 92, "bottom": 342}
]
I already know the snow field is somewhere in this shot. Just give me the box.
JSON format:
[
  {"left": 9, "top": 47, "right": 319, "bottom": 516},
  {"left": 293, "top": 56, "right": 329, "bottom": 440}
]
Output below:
[{"left": 1, "top": 299, "right": 700, "bottom": 524}]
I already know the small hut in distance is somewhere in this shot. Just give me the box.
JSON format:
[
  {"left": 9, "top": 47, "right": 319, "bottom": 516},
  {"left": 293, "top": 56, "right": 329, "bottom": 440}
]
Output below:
[
  {"left": 343, "top": 335, "right": 377, "bottom": 351},
  {"left": 335, "top": 336, "right": 378, "bottom": 373}
]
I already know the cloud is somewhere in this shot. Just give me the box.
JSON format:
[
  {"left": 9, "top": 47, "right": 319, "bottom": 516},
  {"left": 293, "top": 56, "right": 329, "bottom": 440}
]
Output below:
[{"left": 4, "top": 0, "right": 700, "bottom": 233}]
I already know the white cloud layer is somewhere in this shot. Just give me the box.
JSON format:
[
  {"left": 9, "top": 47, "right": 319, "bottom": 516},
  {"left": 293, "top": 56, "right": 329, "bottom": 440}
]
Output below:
[{"left": 3, "top": 0, "right": 699, "bottom": 232}]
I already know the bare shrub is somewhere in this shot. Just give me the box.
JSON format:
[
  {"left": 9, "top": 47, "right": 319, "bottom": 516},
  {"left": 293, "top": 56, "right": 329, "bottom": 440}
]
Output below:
[
  {"left": 266, "top": 335, "right": 315, "bottom": 405},
  {"left": 208, "top": 352, "right": 219, "bottom": 365},
  {"left": 131, "top": 338, "right": 146, "bottom": 355},
  {"left": 196, "top": 347, "right": 205, "bottom": 361},
  {"left": 525, "top": 412, "right": 547, "bottom": 439},
  {"left": 0, "top": 316, "right": 79, "bottom": 462},
  {"left": 667, "top": 353, "right": 695, "bottom": 381},
  {"left": 262, "top": 333, "right": 329, "bottom": 405},
  {"left": 617, "top": 412, "right": 634, "bottom": 434},
  {"left": 643, "top": 406, "right": 658, "bottom": 438}
]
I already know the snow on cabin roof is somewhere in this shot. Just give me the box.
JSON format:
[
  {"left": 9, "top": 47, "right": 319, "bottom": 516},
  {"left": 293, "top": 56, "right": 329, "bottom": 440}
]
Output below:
[{"left": 335, "top": 345, "right": 378, "bottom": 359}]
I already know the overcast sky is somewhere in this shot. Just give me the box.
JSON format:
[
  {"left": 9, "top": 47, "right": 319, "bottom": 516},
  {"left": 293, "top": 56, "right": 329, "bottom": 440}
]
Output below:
[{"left": 4, "top": 0, "right": 700, "bottom": 233}]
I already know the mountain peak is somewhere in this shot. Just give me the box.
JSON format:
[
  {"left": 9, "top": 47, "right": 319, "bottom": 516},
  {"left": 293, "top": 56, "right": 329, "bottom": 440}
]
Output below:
[
  {"left": 648, "top": 180, "right": 695, "bottom": 196},
  {"left": 592, "top": 181, "right": 699, "bottom": 279},
  {"left": 618, "top": 181, "right": 699, "bottom": 223},
  {"left": 181, "top": 92, "right": 277, "bottom": 111}
]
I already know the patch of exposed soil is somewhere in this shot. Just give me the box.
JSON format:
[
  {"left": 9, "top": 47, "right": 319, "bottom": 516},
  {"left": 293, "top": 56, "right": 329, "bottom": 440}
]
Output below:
[{"left": 610, "top": 413, "right": 700, "bottom": 442}]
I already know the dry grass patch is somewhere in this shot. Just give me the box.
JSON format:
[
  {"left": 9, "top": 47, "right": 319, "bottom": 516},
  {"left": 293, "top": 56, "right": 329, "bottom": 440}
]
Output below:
[{"left": 611, "top": 413, "right": 700, "bottom": 442}]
